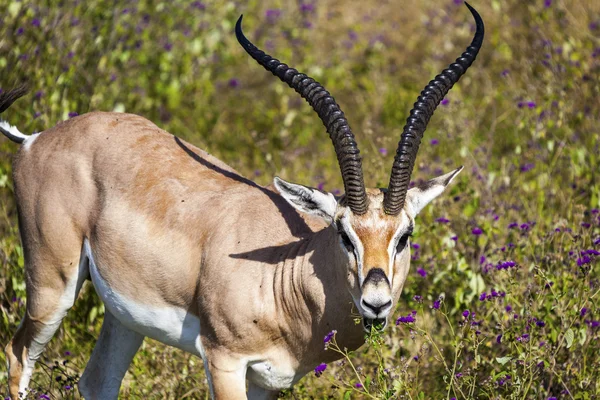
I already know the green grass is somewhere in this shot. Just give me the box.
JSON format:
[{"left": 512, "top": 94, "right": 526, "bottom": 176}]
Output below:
[{"left": 1, "top": 0, "right": 599, "bottom": 398}]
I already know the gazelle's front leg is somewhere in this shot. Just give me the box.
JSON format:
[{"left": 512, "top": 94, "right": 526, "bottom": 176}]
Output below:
[
  {"left": 204, "top": 352, "right": 247, "bottom": 400},
  {"left": 78, "top": 310, "right": 144, "bottom": 399}
]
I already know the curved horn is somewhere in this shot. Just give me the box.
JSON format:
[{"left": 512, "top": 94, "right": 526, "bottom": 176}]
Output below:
[
  {"left": 383, "top": 2, "right": 484, "bottom": 215},
  {"left": 235, "top": 16, "right": 368, "bottom": 215}
]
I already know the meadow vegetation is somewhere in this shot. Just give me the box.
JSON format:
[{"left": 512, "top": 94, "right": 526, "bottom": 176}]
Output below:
[{"left": 0, "top": 0, "right": 599, "bottom": 398}]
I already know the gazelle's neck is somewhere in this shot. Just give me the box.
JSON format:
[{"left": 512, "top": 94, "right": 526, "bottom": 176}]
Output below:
[{"left": 274, "top": 225, "right": 366, "bottom": 365}]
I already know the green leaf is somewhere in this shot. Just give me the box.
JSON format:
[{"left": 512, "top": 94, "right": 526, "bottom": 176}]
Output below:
[
  {"left": 496, "top": 356, "right": 512, "bottom": 365},
  {"left": 565, "top": 328, "right": 574, "bottom": 349},
  {"left": 579, "top": 328, "right": 587, "bottom": 346}
]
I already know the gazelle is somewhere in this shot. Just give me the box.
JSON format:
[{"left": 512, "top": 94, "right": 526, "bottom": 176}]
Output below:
[{"left": 2, "top": 3, "right": 483, "bottom": 399}]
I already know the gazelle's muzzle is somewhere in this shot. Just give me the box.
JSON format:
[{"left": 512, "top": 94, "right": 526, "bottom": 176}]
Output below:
[{"left": 360, "top": 268, "right": 393, "bottom": 332}]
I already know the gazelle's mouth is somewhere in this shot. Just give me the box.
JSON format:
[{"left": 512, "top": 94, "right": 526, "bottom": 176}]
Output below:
[{"left": 362, "top": 317, "right": 387, "bottom": 332}]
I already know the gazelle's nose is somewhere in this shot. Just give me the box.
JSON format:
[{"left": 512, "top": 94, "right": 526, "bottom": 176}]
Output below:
[{"left": 361, "top": 299, "right": 392, "bottom": 316}]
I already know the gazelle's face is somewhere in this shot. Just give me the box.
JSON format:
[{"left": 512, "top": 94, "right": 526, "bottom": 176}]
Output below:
[
  {"left": 274, "top": 167, "right": 462, "bottom": 332},
  {"left": 335, "top": 190, "right": 413, "bottom": 331}
]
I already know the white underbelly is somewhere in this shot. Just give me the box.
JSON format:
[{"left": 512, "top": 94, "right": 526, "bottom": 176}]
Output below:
[{"left": 84, "top": 240, "right": 205, "bottom": 358}]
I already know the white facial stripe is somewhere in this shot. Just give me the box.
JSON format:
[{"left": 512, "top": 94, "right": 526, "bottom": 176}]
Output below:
[{"left": 338, "top": 212, "right": 365, "bottom": 284}]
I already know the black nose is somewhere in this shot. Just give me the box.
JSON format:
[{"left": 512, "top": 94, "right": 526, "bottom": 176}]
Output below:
[
  {"left": 364, "top": 268, "right": 390, "bottom": 285},
  {"left": 362, "top": 299, "right": 392, "bottom": 315}
]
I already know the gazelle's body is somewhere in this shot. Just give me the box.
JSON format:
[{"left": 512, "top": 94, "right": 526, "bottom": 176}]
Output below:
[
  {"left": 5, "top": 112, "right": 365, "bottom": 397},
  {"left": 3, "top": 4, "right": 484, "bottom": 399}
]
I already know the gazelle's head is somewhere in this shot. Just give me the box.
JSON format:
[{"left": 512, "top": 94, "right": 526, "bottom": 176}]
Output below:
[{"left": 237, "top": 3, "right": 484, "bottom": 331}]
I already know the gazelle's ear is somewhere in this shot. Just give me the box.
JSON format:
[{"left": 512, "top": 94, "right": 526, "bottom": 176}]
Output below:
[
  {"left": 405, "top": 166, "right": 463, "bottom": 217},
  {"left": 274, "top": 177, "right": 337, "bottom": 223}
]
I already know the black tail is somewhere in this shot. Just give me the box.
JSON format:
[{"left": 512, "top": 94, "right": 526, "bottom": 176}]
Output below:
[{"left": 0, "top": 85, "right": 29, "bottom": 144}]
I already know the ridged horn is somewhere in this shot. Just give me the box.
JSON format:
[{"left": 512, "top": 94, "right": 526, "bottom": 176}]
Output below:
[
  {"left": 383, "top": 2, "right": 484, "bottom": 215},
  {"left": 235, "top": 15, "right": 368, "bottom": 215}
]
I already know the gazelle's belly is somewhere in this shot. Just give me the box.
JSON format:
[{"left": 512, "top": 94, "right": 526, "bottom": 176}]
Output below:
[{"left": 84, "top": 239, "right": 206, "bottom": 358}]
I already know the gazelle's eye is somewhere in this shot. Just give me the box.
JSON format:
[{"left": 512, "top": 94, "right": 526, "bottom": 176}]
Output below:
[{"left": 396, "top": 232, "right": 412, "bottom": 252}]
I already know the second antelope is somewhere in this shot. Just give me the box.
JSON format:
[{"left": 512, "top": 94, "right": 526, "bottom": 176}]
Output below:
[{"left": 3, "top": 3, "right": 484, "bottom": 399}]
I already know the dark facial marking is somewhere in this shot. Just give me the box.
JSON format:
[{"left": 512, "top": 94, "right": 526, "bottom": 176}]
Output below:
[{"left": 364, "top": 268, "right": 390, "bottom": 285}]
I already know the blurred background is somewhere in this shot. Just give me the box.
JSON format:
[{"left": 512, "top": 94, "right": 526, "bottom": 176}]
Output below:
[{"left": 0, "top": 0, "right": 599, "bottom": 398}]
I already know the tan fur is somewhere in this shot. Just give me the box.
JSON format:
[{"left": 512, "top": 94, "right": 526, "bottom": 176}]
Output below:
[{"left": 5, "top": 112, "right": 438, "bottom": 399}]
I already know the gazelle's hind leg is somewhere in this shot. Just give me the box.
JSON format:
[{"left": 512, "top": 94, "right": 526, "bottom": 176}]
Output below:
[
  {"left": 79, "top": 310, "right": 144, "bottom": 400},
  {"left": 5, "top": 244, "right": 88, "bottom": 399}
]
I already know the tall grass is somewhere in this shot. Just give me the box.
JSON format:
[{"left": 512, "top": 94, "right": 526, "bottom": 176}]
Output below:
[{"left": 1, "top": 0, "right": 599, "bottom": 398}]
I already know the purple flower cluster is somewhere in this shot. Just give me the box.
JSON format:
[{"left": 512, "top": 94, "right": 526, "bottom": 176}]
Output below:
[
  {"left": 314, "top": 362, "right": 327, "bottom": 377},
  {"left": 497, "top": 374, "right": 512, "bottom": 385},
  {"left": 323, "top": 330, "right": 336, "bottom": 344},
  {"left": 496, "top": 260, "right": 516, "bottom": 270},
  {"left": 577, "top": 249, "right": 599, "bottom": 266},
  {"left": 396, "top": 310, "right": 417, "bottom": 325},
  {"left": 516, "top": 333, "right": 530, "bottom": 342},
  {"left": 479, "top": 290, "right": 506, "bottom": 301}
]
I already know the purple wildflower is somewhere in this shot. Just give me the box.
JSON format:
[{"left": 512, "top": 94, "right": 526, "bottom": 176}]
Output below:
[
  {"left": 451, "top": 235, "right": 458, "bottom": 241},
  {"left": 396, "top": 313, "right": 416, "bottom": 325},
  {"left": 578, "top": 255, "right": 592, "bottom": 267},
  {"left": 265, "top": 9, "right": 282, "bottom": 21},
  {"left": 430, "top": 138, "right": 439, "bottom": 145},
  {"left": 413, "top": 295, "right": 422, "bottom": 302},
  {"left": 68, "top": 112, "right": 79, "bottom": 118},
  {"left": 354, "top": 382, "right": 363, "bottom": 388},
  {"left": 462, "top": 310, "right": 470, "bottom": 318},
  {"left": 228, "top": 78, "right": 240, "bottom": 88},
  {"left": 412, "top": 243, "right": 420, "bottom": 249},
  {"left": 417, "top": 268, "right": 427, "bottom": 277},
  {"left": 472, "top": 227, "right": 483, "bottom": 235},
  {"left": 496, "top": 334, "right": 502, "bottom": 343},
  {"left": 508, "top": 222, "right": 518, "bottom": 229},
  {"left": 581, "top": 307, "right": 588, "bottom": 317},
  {"left": 32, "top": 18, "right": 41, "bottom": 27},
  {"left": 520, "top": 163, "right": 535, "bottom": 172},
  {"left": 432, "top": 299, "right": 441, "bottom": 310},
  {"left": 505, "top": 305, "right": 512, "bottom": 312},
  {"left": 527, "top": 101, "right": 536, "bottom": 109},
  {"left": 544, "top": 0, "right": 552, "bottom": 7},
  {"left": 378, "top": 147, "right": 388, "bottom": 155},
  {"left": 441, "top": 98, "right": 449, "bottom": 106},
  {"left": 536, "top": 320, "right": 546, "bottom": 327},
  {"left": 323, "top": 330, "right": 336, "bottom": 344},
  {"left": 314, "top": 363, "right": 327, "bottom": 377},
  {"left": 16, "top": 27, "right": 24, "bottom": 35},
  {"left": 479, "top": 292, "right": 487, "bottom": 301},
  {"left": 300, "top": 3, "right": 315, "bottom": 12},
  {"left": 435, "top": 217, "right": 449, "bottom": 223},
  {"left": 501, "top": 69, "right": 509, "bottom": 77}
]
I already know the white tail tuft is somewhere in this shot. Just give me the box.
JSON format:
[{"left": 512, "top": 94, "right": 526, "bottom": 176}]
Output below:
[{"left": 0, "top": 119, "right": 30, "bottom": 144}]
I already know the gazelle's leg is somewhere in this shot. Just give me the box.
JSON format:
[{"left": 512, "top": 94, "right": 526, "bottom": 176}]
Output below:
[
  {"left": 247, "top": 382, "right": 280, "bottom": 400},
  {"left": 78, "top": 310, "right": 144, "bottom": 399},
  {"left": 204, "top": 354, "right": 247, "bottom": 400},
  {"left": 5, "top": 248, "right": 88, "bottom": 399}
]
